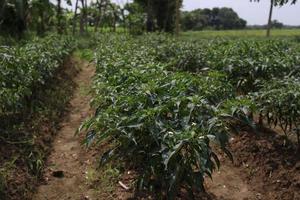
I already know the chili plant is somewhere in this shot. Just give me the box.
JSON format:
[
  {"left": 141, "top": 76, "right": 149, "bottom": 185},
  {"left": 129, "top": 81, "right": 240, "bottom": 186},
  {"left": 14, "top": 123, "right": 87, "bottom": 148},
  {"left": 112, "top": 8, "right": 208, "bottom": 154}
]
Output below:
[
  {"left": 252, "top": 78, "right": 300, "bottom": 146},
  {"left": 80, "top": 34, "right": 254, "bottom": 199}
]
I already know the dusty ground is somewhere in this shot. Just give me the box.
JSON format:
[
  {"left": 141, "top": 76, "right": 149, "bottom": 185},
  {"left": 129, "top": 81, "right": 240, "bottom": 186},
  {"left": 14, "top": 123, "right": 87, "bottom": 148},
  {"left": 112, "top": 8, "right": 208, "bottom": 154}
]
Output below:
[
  {"left": 205, "top": 159, "right": 256, "bottom": 200},
  {"left": 33, "top": 60, "right": 96, "bottom": 200},
  {"left": 229, "top": 130, "right": 300, "bottom": 200}
]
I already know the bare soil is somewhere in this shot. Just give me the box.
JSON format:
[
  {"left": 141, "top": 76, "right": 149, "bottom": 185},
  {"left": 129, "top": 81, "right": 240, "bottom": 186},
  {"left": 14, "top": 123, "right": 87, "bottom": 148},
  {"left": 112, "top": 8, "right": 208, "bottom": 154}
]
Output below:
[
  {"left": 229, "top": 129, "right": 300, "bottom": 200},
  {"left": 205, "top": 158, "right": 256, "bottom": 200},
  {"left": 32, "top": 60, "right": 96, "bottom": 200}
]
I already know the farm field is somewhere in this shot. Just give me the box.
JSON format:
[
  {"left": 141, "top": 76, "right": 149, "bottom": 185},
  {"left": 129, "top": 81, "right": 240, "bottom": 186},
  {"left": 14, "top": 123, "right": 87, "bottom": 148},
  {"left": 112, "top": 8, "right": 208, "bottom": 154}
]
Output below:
[
  {"left": 181, "top": 29, "right": 300, "bottom": 39},
  {"left": 78, "top": 34, "right": 300, "bottom": 200},
  {"left": 1, "top": 31, "right": 300, "bottom": 200}
]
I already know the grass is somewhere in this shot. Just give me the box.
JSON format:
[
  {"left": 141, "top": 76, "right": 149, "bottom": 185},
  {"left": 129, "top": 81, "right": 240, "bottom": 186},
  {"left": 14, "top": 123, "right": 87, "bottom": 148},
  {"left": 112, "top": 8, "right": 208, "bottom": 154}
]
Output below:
[
  {"left": 0, "top": 158, "right": 17, "bottom": 198},
  {"left": 180, "top": 29, "right": 300, "bottom": 40},
  {"left": 85, "top": 164, "right": 121, "bottom": 199}
]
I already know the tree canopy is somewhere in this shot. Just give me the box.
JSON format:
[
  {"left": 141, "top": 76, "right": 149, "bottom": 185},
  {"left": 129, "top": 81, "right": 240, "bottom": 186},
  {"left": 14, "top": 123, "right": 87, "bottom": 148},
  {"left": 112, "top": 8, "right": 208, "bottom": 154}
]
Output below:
[
  {"left": 0, "top": 0, "right": 28, "bottom": 36},
  {"left": 251, "top": 0, "right": 297, "bottom": 5},
  {"left": 134, "top": 0, "right": 183, "bottom": 32},
  {"left": 181, "top": 7, "right": 247, "bottom": 31}
]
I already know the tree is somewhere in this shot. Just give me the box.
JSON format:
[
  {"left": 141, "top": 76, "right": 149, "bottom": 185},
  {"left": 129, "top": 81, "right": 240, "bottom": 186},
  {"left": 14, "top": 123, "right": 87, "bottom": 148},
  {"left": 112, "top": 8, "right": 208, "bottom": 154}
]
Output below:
[
  {"left": 124, "top": 2, "right": 144, "bottom": 34},
  {"left": 29, "top": 0, "right": 54, "bottom": 35},
  {"left": 271, "top": 19, "right": 284, "bottom": 28},
  {"left": 79, "top": 0, "right": 86, "bottom": 35},
  {"left": 181, "top": 8, "right": 246, "bottom": 31},
  {"left": 0, "top": 0, "right": 29, "bottom": 37},
  {"left": 251, "top": 0, "right": 297, "bottom": 37},
  {"left": 134, "top": 0, "right": 183, "bottom": 33},
  {"left": 218, "top": 8, "right": 246, "bottom": 29},
  {"left": 93, "top": 0, "right": 106, "bottom": 32},
  {"left": 56, "top": 0, "right": 71, "bottom": 34},
  {"left": 57, "top": 0, "right": 62, "bottom": 33},
  {"left": 146, "top": 0, "right": 154, "bottom": 31},
  {"left": 72, "top": 0, "right": 79, "bottom": 34},
  {"left": 175, "top": 0, "right": 180, "bottom": 36}
]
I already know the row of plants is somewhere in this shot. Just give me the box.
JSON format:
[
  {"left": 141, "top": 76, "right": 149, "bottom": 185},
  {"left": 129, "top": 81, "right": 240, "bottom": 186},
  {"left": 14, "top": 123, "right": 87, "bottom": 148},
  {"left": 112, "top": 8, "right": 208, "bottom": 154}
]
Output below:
[
  {"left": 80, "top": 35, "right": 254, "bottom": 198},
  {"left": 149, "top": 35, "right": 300, "bottom": 94},
  {"left": 0, "top": 35, "right": 77, "bottom": 199},
  {"left": 149, "top": 34, "right": 300, "bottom": 147},
  {"left": 0, "top": 35, "right": 75, "bottom": 116},
  {"left": 251, "top": 78, "right": 300, "bottom": 147}
]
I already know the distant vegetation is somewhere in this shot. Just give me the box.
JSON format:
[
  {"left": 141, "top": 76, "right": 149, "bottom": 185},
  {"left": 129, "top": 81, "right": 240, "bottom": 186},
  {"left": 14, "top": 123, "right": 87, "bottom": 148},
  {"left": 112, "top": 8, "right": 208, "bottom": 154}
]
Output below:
[
  {"left": 0, "top": 0, "right": 299, "bottom": 38},
  {"left": 0, "top": 0, "right": 183, "bottom": 37},
  {"left": 181, "top": 7, "right": 247, "bottom": 31}
]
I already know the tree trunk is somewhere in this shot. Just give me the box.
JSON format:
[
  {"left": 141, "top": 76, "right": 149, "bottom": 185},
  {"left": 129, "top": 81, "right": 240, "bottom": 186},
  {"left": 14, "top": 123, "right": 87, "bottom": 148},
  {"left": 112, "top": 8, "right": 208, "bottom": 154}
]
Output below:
[
  {"left": 120, "top": 9, "right": 127, "bottom": 33},
  {"left": 163, "top": 0, "right": 170, "bottom": 32},
  {"left": 38, "top": 9, "right": 45, "bottom": 36},
  {"left": 94, "top": 0, "right": 104, "bottom": 32},
  {"left": 175, "top": 0, "right": 180, "bottom": 36},
  {"left": 146, "top": 0, "right": 153, "bottom": 32},
  {"left": 84, "top": 0, "right": 88, "bottom": 32},
  {"left": 266, "top": 0, "right": 274, "bottom": 37},
  {"left": 108, "top": 3, "right": 117, "bottom": 32},
  {"left": 57, "top": 0, "right": 62, "bottom": 34},
  {"left": 94, "top": 0, "right": 100, "bottom": 32},
  {"left": 72, "top": 0, "right": 79, "bottom": 34},
  {"left": 79, "top": 0, "right": 85, "bottom": 35},
  {"left": 0, "top": 1, "right": 6, "bottom": 20}
]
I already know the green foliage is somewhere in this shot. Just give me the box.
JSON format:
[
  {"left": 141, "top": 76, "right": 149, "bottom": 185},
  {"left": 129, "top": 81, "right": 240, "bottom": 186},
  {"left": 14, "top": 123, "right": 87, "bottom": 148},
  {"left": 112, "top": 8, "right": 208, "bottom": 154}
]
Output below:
[
  {"left": 206, "top": 40, "right": 300, "bottom": 93},
  {"left": 153, "top": 34, "right": 300, "bottom": 146},
  {"left": 124, "top": 3, "right": 145, "bottom": 35},
  {"left": 80, "top": 34, "right": 254, "bottom": 198},
  {"left": 0, "top": 0, "right": 28, "bottom": 36},
  {"left": 0, "top": 37, "right": 76, "bottom": 199},
  {"left": 251, "top": 0, "right": 297, "bottom": 6},
  {"left": 0, "top": 34, "right": 75, "bottom": 116},
  {"left": 80, "top": 33, "right": 300, "bottom": 197},
  {"left": 181, "top": 8, "right": 247, "bottom": 31},
  {"left": 153, "top": 36, "right": 300, "bottom": 94},
  {"left": 28, "top": 0, "right": 56, "bottom": 35},
  {"left": 252, "top": 78, "right": 300, "bottom": 138},
  {"left": 134, "top": 0, "right": 183, "bottom": 32}
]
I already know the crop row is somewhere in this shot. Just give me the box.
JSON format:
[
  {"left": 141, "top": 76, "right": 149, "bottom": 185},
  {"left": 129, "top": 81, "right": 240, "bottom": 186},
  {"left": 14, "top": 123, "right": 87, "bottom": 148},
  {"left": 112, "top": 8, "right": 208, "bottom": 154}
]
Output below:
[
  {"left": 82, "top": 34, "right": 300, "bottom": 198},
  {"left": 151, "top": 35, "right": 300, "bottom": 145},
  {"left": 80, "top": 35, "right": 255, "bottom": 198},
  {"left": 147, "top": 35, "right": 300, "bottom": 94},
  {"left": 0, "top": 35, "right": 75, "bottom": 116}
]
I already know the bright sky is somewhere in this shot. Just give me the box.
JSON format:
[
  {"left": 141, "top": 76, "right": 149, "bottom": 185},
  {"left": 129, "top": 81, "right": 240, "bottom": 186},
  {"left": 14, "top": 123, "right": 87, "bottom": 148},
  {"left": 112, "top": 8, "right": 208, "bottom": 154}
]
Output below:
[{"left": 62, "top": 0, "right": 300, "bottom": 25}]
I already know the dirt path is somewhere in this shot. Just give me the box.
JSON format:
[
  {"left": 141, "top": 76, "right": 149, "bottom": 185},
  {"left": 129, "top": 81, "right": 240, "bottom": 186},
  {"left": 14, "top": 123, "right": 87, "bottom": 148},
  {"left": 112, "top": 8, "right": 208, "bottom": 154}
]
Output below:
[
  {"left": 33, "top": 59, "right": 95, "bottom": 200},
  {"left": 206, "top": 160, "right": 256, "bottom": 200},
  {"left": 203, "top": 138, "right": 259, "bottom": 200}
]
